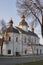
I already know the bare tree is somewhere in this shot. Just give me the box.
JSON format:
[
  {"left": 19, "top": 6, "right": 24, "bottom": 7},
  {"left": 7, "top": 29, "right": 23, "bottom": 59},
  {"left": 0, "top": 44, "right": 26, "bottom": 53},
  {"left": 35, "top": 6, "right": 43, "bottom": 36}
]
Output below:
[
  {"left": 0, "top": 20, "right": 7, "bottom": 34},
  {"left": 16, "top": 0, "right": 43, "bottom": 37}
]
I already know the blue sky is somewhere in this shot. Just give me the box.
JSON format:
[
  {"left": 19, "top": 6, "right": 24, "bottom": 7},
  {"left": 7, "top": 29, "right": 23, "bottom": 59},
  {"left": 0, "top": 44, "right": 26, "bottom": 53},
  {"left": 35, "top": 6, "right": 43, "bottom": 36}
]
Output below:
[
  {"left": 0, "top": 0, "right": 43, "bottom": 44},
  {"left": 0, "top": 0, "right": 20, "bottom": 25}
]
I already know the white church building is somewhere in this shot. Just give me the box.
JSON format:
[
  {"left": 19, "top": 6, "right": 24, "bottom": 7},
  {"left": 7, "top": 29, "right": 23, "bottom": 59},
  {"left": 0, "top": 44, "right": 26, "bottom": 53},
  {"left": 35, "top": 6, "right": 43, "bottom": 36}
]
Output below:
[{"left": 0, "top": 15, "right": 43, "bottom": 56}]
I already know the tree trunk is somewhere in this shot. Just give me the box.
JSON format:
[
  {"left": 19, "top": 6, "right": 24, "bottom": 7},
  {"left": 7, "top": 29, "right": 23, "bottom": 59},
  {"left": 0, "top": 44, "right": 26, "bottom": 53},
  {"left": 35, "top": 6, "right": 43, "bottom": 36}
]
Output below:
[
  {"left": 41, "top": 14, "right": 43, "bottom": 37},
  {"left": 41, "top": 24, "right": 43, "bottom": 37}
]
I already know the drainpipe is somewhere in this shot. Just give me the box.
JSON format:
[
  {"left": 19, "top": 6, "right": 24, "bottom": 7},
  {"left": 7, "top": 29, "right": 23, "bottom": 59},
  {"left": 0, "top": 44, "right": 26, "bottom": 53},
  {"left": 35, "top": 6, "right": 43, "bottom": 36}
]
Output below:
[
  {"left": 13, "top": 33, "right": 14, "bottom": 56},
  {"left": 22, "top": 33, "right": 23, "bottom": 55}
]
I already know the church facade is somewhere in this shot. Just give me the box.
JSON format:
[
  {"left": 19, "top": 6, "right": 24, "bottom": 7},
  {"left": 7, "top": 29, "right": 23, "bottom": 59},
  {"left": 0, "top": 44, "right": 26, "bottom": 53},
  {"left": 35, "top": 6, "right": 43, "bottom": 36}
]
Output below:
[{"left": 1, "top": 15, "right": 43, "bottom": 56}]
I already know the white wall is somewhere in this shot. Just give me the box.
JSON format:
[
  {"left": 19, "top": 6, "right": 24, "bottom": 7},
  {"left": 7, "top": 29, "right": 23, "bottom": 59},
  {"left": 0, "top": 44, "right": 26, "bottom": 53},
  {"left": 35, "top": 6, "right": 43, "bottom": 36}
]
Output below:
[
  {"left": 33, "top": 45, "right": 43, "bottom": 54},
  {"left": 2, "top": 42, "right": 7, "bottom": 55},
  {"left": 2, "top": 31, "right": 40, "bottom": 56},
  {"left": 27, "top": 46, "right": 33, "bottom": 54}
]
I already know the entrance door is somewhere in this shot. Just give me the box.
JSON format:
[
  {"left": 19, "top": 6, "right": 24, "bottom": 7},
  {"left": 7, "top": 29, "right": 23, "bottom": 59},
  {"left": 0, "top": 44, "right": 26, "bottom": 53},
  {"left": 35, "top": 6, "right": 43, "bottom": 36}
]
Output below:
[{"left": 16, "top": 52, "right": 20, "bottom": 56}]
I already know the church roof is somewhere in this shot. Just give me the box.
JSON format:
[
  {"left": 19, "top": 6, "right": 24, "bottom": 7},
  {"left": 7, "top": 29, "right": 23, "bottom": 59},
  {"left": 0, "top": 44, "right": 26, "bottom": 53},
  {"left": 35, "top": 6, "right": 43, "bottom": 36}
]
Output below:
[
  {"left": 28, "top": 30, "right": 39, "bottom": 38},
  {"left": 16, "top": 27, "right": 39, "bottom": 38},
  {"left": 7, "top": 27, "right": 19, "bottom": 33},
  {"left": 16, "top": 27, "right": 28, "bottom": 34}
]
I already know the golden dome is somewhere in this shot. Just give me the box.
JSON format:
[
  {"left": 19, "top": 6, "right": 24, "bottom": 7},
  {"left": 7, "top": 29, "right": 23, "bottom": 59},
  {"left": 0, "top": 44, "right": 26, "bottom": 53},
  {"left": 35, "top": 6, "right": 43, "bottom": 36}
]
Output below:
[
  {"left": 19, "top": 15, "right": 28, "bottom": 26},
  {"left": 19, "top": 20, "right": 28, "bottom": 26}
]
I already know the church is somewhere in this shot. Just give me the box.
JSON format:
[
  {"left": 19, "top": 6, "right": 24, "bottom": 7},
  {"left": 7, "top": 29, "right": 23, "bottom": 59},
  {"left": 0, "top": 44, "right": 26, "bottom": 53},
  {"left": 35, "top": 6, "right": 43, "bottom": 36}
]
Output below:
[{"left": 0, "top": 15, "right": 43, "bottom": 56}]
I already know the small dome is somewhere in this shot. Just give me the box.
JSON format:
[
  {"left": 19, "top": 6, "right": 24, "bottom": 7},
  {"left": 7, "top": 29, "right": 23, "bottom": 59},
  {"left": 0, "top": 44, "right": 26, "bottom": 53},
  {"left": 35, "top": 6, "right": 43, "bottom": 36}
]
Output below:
[
  {"left": 9, "top": 19, "right": 13, "bottom": 27},
  {"left": 21, "top": 15, "right": 25, "bottom": 18},
  {"left": 9, "top": 19, "right": 13, "bottom": 24}
]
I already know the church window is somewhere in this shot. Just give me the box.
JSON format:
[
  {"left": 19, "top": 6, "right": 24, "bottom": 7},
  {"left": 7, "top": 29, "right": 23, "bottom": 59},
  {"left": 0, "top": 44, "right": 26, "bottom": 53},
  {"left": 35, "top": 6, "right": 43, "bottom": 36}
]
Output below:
[
  {"left": 8, "top": 50, "right": 11, "bottom": 54},
  {"left": 9, "top": 37, "right": 11, "bottom": 41},
  {"left": 25, "top": 49, "right": 27, "bottom": 54},
  {"left": 28, "top": 38, "right": 30, "bottom": 43},
  {"left": 37, "top": 49, "right": 38, "bottom": 55},
  {"left": 35, "top": 38, "right": 36, "bottom": 44},
  {"left": 40, "top": 49, "right": 42, "bottom": 54},
  {"left": 24, "top": 37, "right": 26, "bottom": 43},
  {"left": 16, "top": 37, "right": 18, "bottom": 42}
]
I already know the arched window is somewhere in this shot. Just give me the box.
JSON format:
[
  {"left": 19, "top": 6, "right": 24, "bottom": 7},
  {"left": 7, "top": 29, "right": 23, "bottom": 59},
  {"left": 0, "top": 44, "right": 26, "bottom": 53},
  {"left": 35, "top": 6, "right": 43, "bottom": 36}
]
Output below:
[
  {"left": 16, "top": 37, "right": 18, "bottom": 42},
  {"left": 40, "top": 49, "right": 42, "bottom": 54},
  {"left": 25, "top": 49, "right": 27, "bottom": 54},
  {"left": 37, "top": 49, "right": 38, "bottom": 55},
  {"left": 9, "top": 37, "right": 11, "bottom": 41},
  {"left": 24, "top": 37, "right": 26, "bottom": 43}
]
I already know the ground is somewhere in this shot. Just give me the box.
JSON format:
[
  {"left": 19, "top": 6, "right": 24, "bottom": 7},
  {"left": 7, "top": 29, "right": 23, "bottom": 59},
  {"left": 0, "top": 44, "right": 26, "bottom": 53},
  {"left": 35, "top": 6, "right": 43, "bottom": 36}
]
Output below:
[{"left": 16, "top": 60, "right": 43, "bottom": 65}]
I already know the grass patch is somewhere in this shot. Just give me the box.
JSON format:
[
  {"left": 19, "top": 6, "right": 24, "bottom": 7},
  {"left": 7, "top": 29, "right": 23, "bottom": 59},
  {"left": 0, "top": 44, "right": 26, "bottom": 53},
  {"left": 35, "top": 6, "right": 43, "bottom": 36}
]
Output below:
[{"left": 16, "top": 60, "right": 43, "bottom": 65}]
